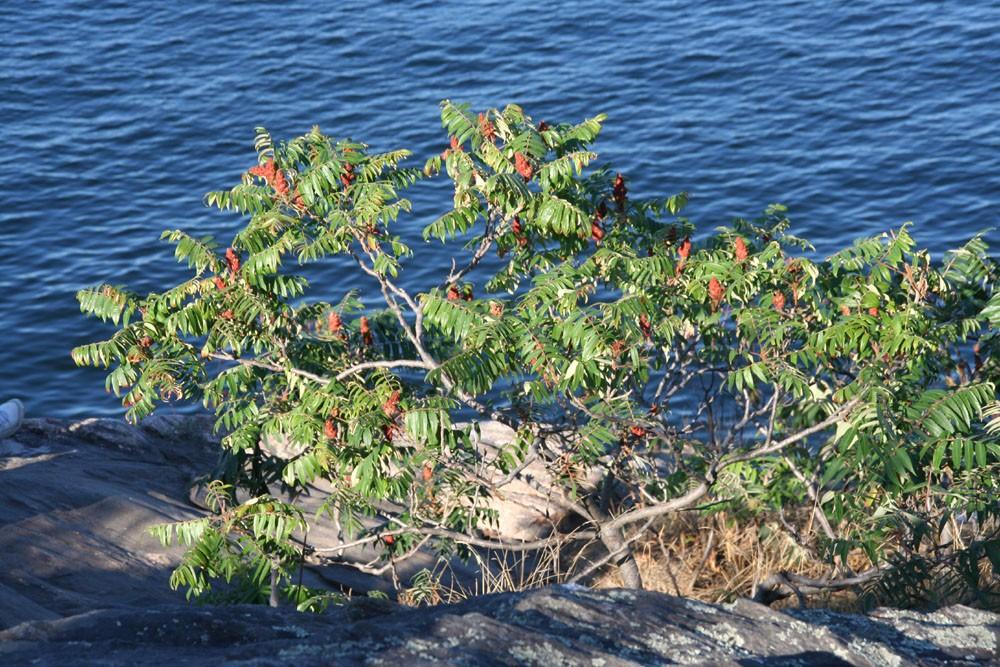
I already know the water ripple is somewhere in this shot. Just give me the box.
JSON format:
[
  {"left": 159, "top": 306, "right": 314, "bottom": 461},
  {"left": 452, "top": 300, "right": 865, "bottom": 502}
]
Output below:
[{"left": 2, "top": 0, "right": 998, "bottom": 416}]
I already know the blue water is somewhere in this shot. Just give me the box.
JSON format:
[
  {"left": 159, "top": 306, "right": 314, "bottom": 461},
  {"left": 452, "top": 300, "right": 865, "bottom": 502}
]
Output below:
[{"left": 2, "top": 1, "right": 998, "bottom": 418}]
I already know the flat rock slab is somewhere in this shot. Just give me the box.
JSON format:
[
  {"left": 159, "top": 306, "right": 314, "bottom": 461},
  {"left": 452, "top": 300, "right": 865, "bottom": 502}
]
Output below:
[
  {"left": 0, "top": 416, "right": 218, "bottom": 629},
  {"left": 1, "top": 587, "right": 997, "bottom": 666}
]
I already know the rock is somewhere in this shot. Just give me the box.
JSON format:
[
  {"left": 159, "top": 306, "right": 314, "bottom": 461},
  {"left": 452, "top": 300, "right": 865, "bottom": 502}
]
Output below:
[
  {"left": 0, "top": 587, "right": 997, "bottom": 665},
  {"left": 0, "top": 416, "right": 218, "bottom": 630},
  {"left": 0, "top": 416, "right": 476, "bottom": 626},
  {"left": 1, "top": 417, "right": 998, "bottom": 664},
  {"left": 472, "top": 420, "right": 592, "bottom": 541}
]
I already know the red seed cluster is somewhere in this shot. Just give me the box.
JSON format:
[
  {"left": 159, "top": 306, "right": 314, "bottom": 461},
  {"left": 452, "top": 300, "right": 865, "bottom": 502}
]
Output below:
[
  {"left": 514, "top": 152, "right": 534, "bottom": 181},
  {"left": 638, "top": 314, "right": 653, "bottom": 340},
  {"left": 708, "top": 277, "right": 724, "bottom": 307},
  {"left": 629, "top": 425, "right": 646, "bottom": 438},
  {"left": 675, "top": 237, "right": 692, "bottom": 276},
  {"left": 272, "top": 169, "right": 288, "bottom": 197},
  {"left": 734, "top": 237, "right": 749, "bottom": 262},
  {"left": 678, "top": 238, "right": 692, "bottom": 261},
  {"left": 382, "top": 390, "right": 401, "bottom": 419},
  {"left": 478, "top": 113, "right": 496, "bottom": 142},
  {"left": 512, "top": 216, "right": 528, "bottom": 247},
  {"left": 341, "top": 161, "right": 355, "bottom": 189},
  {"left": 213, "top": 275, "right": 226, "bottom": 291},
  {"left": 248, "top": 159, "right": 288, "bottom": 197},
  {"left": 225, "top": 247, "right": 241, "bottom": 274},
  {"left": 220, "top": 309, "right": 234, "bottom": 321},
  {"left": 447, "top": 284, "right": 461, "bottom": 301},
  {"left": 591, "top": 220, "right": 605, "bottom": 245},
  {"left": 323, "top": 419, "right": 338, "bottom": 440},
  {"left": 248, "top": 160, "right": 277, "bottom": 183},
  {"left": 612, "top": 173, "right": 627, "bottom": 209},
  {"left": 869, "top": 307, "right": 879, "bottom": 317},
  {"left": 772, "top": 291, "right": 786, "bottom": 312},
  {"left": 327, "top": 311, "right": 343, "bottom": 334},
  {"left": 359, "top": 316, "right": 373, "bottom": 346},
  {"left": 421, "top": 464, "right": 433, "bottom": 483},
  {"left": 537, "top": 120, "right": 550, "bottom": 132}
]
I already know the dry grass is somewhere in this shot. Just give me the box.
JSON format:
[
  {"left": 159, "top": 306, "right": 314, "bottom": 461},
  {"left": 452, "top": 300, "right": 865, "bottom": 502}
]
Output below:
[
  {"left": 397, "top": 512, "right": 874, "bottom": 610},
  {"left": 591, "top": 512, "right": 868, "bottom": 610},
  {"left": 398, "top": 543, "right": 568, "bottom": 606}
]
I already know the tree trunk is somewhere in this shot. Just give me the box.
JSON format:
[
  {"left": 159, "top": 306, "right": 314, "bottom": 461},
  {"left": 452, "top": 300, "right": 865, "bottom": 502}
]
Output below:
[
  {"left": 269, "top": 567, "right": 280, "bottom": 607},
  {"left": 587, "top": 492, "right": 642, "bottom": 589},
  {"left": 600, "top": 526, "right": 643, "bottom": 589}
]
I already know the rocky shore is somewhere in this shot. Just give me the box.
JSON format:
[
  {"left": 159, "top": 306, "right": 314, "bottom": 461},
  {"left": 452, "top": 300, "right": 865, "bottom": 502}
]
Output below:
[{"left": 1, "top": 417, "right": 998, "bottom": 665}]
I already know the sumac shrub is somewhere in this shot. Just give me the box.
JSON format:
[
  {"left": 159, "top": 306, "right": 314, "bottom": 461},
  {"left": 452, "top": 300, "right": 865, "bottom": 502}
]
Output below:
[{"left": 75, "top": 101, "right": 1000, "bottom": 608}]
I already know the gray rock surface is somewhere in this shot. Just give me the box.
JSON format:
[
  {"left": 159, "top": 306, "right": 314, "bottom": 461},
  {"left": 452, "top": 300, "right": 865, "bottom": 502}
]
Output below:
[
  {"left": 2, "top": 417, "right": 999, "bottom": 665},
  {"left": 1, "top": 586, "right": 997, "bottom": 666},
  {"left": 0, "top": 416, "right": 471, "bottom": 628}
]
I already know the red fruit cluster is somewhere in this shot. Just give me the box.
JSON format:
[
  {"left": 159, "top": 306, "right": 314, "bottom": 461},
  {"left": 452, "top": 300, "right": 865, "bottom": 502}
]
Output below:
[
  {"left": 478, "top": 113, "right": 496, "bottom": 142},
  {"left": 591, "top": 220, "right": 605, "bottom": 245},
  {"left": 359, "top": 316, "right": 373, "bottom": 346},
  {"left": 868, "top": 307, "right": 879, "bottom": 317},
  {"left": 272, "top": 170, "right": 288, "bottom": 197},
  {"left": 734, "top": 237, "right": 749, "bottom": 262},
  {"left": 213, "top": 275, "right": 226, "bottom": 291},
  {"left": 323, "top": 419, "right": 338, "bottom": 440},
  {"left": 248, "top": 160, "right": 276, "bottom": 183},
  {"left": 612, "top": 173, "right": 627, "bottom": 209},
  {"left": 138, "top": 336, "right": 153, "bottom": 349},
  {"left": 327, "top": 311, "right": 343, "bottom": 335},
  {"left": 840, "top": 304, "right": 851, "bottom": 317},
  {"left": 678, "top": 238, "right": 692, "bottom": 261},
  {"left": 447, "top": 284, "right": 461, "bottom": 301},
  {"left": 220, "top": 309, "right": 234, "bottom": 321},
  {"left": 629, "top": 425, "right": 646, "bottom": 438},
  {"left": 512, "top": 216, "right": 528, "bottom": 247},
  {"left": 537, "top": 120, "right": 550, "bottom": 132},
  {"left": 772, "top": 291, "right": 786, "bottom": 312},
  {"left": 638, "top": 314, "right": 653, "bottom": 340},
  {"left": 225, "top": 247, "right": 241, "bottom": 274},
  {"left": 248, "top": 159, "right": 288, "bottom": 197},
  {"left": 610, "top": 340, "right": 625, "bottom": 357},
  {"left": 341, "top": 161, "right": 355, "bottom": 189},
  {"left": 514, "top": 152, "right": 533, "bottom": 181},
  {"left": 450, "top": 136, "right": 462, "bottom": 152},
  {"left": 382, "top": 390, "right": 401, "bottom": 419},
  {"left": 489, "top": 301, "right": 504, "bottom": 317},
  {"left": 708, "top": 277, "right": 724, "bottom": 308},
  {"left": 421, "top": 463, "right": 434, "bottom": 483},
  {"left": 676, "top": 237, "right": 692, "bottom": 276}
]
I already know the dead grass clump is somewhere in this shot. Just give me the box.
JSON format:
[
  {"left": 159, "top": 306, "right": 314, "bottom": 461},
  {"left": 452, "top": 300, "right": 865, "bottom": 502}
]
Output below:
[{"left": 592, "top": 512, "right": 867, "bottom": 610}]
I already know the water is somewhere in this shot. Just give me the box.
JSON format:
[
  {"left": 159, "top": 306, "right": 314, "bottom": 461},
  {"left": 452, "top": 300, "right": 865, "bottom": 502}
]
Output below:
[{"left": 2, "top": 1, "right": 998, "bottom": 418}]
